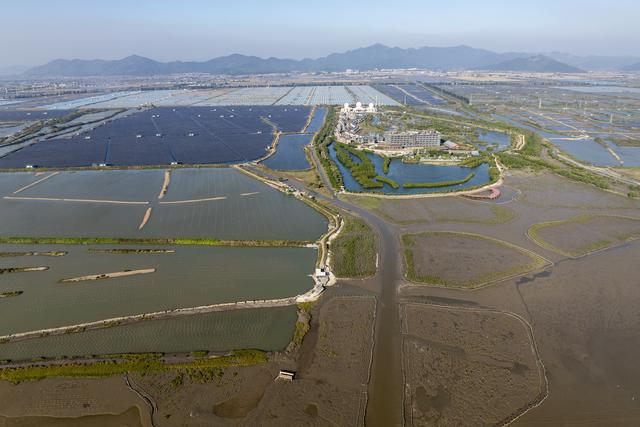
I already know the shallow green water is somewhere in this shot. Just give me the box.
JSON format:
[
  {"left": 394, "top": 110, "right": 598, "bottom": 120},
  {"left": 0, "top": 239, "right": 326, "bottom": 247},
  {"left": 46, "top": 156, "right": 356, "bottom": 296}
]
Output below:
[
  {"left": 0, "top": 244, "right": 315, "bottom": 335},
  {"left": 0, "top": 168, "right": 329, "bottom": 241},
  {"left": 0, "top": 306, "right": 296, "bottom": 361}
]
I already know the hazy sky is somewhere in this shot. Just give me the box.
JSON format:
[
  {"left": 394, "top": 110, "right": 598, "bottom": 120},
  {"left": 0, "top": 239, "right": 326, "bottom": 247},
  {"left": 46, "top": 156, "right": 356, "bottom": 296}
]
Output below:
[{"left": 1, "top": 0, "right": 638, "bottom": 67}]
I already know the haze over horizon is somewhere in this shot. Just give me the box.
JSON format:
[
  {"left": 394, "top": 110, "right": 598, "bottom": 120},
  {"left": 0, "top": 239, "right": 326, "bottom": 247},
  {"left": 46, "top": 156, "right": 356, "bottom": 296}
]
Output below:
[{"left": 2, "top": 0, "right": 639, "bottom": 68}]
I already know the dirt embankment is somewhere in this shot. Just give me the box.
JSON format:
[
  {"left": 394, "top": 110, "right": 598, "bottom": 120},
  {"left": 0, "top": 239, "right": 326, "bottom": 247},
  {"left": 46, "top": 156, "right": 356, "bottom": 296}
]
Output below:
[{"left": 60, "top": 268, "right": 156, "bottom": 283}]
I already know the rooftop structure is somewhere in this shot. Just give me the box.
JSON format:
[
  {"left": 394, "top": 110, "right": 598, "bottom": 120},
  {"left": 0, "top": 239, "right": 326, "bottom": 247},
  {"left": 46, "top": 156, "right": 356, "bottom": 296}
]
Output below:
[{"left": 381, "top": 130, "right": 441, "bottom": 148}]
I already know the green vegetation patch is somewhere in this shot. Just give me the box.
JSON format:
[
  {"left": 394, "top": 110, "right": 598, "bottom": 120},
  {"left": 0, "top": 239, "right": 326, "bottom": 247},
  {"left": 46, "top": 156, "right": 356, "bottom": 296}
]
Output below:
[
  {"left": 383, "top": 156, "right": 391, "bottom": 174},
  {"left": 334, "top": 143, "right": 383, "bottom": 189},
  {"left": 497, "top": 131, "right": 611, "bottom": 190},
  {"left": 314, "top": 107, "right": 343, "bottom": 190},
  {"left": 527, "top": 214, "right": 640, "bottom": 258},
  {"left": 403, "top": 173, "right": 475, "bottom": 189},
  {"left": 375, "top": 175, "right": 400, "bottom": 189},
  {"left": 0, "top": 251, "right": 66, "bottom": 257},
  {"left": 330, "top": 216, "right": 377, "bottom": 278},
  {"left": 0, "top": 350, "right": 267, "bottom": 383},
  {"left": 402, "top": 231, "right": 548, "bottom": 289}
]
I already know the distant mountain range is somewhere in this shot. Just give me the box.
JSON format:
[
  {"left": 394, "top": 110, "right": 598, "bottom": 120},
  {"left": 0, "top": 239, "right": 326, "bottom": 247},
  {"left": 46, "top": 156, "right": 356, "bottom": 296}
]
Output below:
[
  {"left": 22, "top": 44, "right": 640, "bottom": 77},
  {"left": 479, "top": 55, "right": 584, "bottom": 73},
  {"left": 622, "top": 62, "right": 640, "bottom": 71}
]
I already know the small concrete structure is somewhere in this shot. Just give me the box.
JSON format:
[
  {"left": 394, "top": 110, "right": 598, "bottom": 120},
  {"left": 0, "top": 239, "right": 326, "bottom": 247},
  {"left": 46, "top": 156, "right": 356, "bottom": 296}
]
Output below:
[
  {"left": 277, "top": 370, "right": 296, "bottom": 381},
  {"left": 315, "top": 268, "right": 329, "bottom": 278},
  {"left": 443, "top": 140, "right": 459, "bottom": 150}
]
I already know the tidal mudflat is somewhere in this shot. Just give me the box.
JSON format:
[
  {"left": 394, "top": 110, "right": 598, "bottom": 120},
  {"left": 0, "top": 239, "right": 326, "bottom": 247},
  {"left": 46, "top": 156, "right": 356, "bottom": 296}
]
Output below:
[
  {"left": 402, "top": 231, "right": 549, "bottom": 288},
  {"left": 401, "top": 303, "right": 545, "bottom": 425},
  {"left": 395, "top": 169, "right": 640, "bottom": 424},
  {"left": 528, "top": 214, "right": 640, "bottom": 257}
]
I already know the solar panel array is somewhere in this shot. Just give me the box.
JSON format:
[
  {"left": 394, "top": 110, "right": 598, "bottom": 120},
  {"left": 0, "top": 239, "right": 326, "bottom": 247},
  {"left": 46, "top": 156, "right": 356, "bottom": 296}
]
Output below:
[
  {"left": 39, "top": 86, "right": 399, "bottom": 109},
  {"left": 43, "top": 91, "right": 141, "bottom": 110},
  {"left": 0, "top": 106, "right": 311, "bottom": 168},
  {"left": 373, "top": 85, "right": 446, "bottom": 106},
  {"left": 0, "top": 110, "right": 75, "bottom": 122},
  {"left": 401, "top": 85, "right": 447, "bottom": 105}
]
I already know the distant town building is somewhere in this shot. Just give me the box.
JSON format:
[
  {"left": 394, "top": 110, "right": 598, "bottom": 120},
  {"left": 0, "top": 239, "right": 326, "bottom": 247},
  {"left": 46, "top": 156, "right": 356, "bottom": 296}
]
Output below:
[{"left": 382, "top": 130, "right": 441, "bottom": 148}]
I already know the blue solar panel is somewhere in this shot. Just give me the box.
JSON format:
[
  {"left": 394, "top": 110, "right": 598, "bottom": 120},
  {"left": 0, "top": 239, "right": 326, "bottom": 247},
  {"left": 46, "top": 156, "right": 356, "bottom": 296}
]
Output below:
[{"left": 0, "top": 106, "right": 312, "bottom": 168}]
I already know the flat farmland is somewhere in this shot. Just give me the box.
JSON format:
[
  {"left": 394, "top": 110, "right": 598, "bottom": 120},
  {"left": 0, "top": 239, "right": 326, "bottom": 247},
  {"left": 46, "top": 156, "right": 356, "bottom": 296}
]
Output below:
[
  {"left": 0, "top": 244, "right": 316, "bottom": 336},
  {"left": 0, "top": 106, "right": 312, "bottom": 169},
  {"left": 0, "top": 168, "right": 328, "bottom": 241},
  {"left": 0, "top": 306, "right": 297, "bottom": 361}
]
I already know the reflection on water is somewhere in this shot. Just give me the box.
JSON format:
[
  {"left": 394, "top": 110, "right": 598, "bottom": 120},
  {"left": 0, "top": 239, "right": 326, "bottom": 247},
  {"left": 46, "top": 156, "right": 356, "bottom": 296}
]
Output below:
[
  {"left": 263, "top": 134, "right": 313, "bottom": 170},
  {"left": 329, "top": 143, "right": 490, "bottom": 195}
]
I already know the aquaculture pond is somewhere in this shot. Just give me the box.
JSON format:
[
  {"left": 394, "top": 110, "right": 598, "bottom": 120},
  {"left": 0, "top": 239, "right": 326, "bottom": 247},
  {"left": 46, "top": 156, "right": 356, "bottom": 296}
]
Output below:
[
  {"left": 0, "top": 244, "right": 316, "bottom": 336},
  {"left": 477, "top": 131, "right": 510, "bottom": 152},
  {"left": 492, "top": 114, "right": 621, "bottom": 166},
  {"left": 548, "top": 137, "right": 620, "bottom": 166},
  {"left": 0, "top": 306, "right": 297, "bottom": 360},
  {"left": 606, "top": 141, "right": 640, "bottom": 167},
  {"left": 0, "top": 168, "right": 329, "bottom": 241},
  {"left": 306, "top": 107, "right": 328, "bottom": 133},
  {"left": 262, "top": 134, "right": 313, "bottom": 170},
  {"left": 328, "top": 143, "right": 491, "bottom": 195}
]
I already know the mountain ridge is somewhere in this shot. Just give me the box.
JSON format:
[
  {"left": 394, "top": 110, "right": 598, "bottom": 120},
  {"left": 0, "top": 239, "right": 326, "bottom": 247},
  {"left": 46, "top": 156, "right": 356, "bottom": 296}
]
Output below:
[
  {"left": 479, "top": 55, "right": 584, "bottom": 73},
  {"left": 23, "top": 44, "right": 623, "bottom": 77}
]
